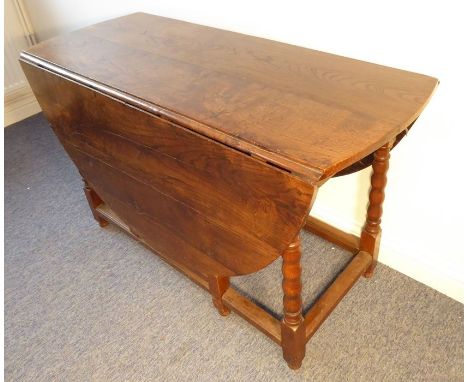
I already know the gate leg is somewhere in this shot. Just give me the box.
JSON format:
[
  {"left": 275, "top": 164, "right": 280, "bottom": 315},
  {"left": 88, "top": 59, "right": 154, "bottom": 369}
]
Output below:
[
  {"left": 360, "top": 142, "right": 392, "bottom": 278},
  {"left": 281, "top": 235, "right": 305, "bottom": 369}
]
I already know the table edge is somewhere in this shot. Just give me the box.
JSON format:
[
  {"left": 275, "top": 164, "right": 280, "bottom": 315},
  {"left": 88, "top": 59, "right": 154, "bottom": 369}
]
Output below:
[
  {"left": 20, "top": 49, "right": 438, "bottom": 183},
  {"left": 20, "top": 51, "right": 325, "bottom": 183}
]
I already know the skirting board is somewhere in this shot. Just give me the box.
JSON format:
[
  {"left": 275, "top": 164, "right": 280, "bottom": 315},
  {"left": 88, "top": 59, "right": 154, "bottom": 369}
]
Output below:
[
  {"left": 310, "top": 206, "right": 464, "bottom": 303},
  {"left": 4, "top": 82, "right": 41, "bottom": 127}
]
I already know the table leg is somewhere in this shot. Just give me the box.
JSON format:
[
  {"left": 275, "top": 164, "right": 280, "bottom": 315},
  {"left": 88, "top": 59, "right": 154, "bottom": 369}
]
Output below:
[
  {"left": 360, "top": 142, "right": 392, "bottom": 278},
  {"left": 83, "top": 180, "right": 108, "bottom": 227},
  {"left": 208, "top": 275, "right": 231, "bottom": 316},
  {"left": 281, "top": 235, "right": 305, "bottom": 369}
]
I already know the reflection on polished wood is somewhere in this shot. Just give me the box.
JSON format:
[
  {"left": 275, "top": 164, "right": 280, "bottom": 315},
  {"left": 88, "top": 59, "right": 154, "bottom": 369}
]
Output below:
[{"left": 20, "top": 12, "right": 437, "bottom": 369}]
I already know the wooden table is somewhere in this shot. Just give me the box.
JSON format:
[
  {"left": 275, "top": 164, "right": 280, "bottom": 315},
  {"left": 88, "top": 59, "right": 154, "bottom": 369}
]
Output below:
[{"left": 20, "top": 13, "right": 437, "bottom": 369}]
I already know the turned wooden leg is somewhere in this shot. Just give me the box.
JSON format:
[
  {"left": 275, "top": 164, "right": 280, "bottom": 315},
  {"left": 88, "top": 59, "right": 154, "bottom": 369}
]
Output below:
[
  {"left": 360, "top": 142, "right": 392, "bottom": 278},
  {"left": 208, "top": 275, "right": 230, "bottom": 316},
  {"left": 281, "top": 235, "right": 305, "bottom": 370},
  {"left": 83, "top": 180, "right": 108, "bottom": 227}
]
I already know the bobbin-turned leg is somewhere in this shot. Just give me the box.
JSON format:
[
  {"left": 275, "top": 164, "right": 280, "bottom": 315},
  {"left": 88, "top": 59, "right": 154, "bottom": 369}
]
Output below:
[
  {"left": 281, "top": 235, "right": 305, "bottom": 370},
  {"left": 208, "top": 275, "right": 230, "bottom": 316},
  {"left": 83, "top": 180, "right": 108, "bottom": 227},
  {"left": 360, "top": 142, "right": 392, "bottom": 278}
]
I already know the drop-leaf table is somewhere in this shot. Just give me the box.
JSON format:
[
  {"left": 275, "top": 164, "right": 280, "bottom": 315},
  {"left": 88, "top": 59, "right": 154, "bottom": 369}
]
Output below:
[{"left": 20, "top": 13, "right": 437, "bottom": 369}]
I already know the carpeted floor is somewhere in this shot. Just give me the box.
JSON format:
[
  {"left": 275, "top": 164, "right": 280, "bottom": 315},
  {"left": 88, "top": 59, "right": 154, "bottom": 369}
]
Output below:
[{"left": 4, "top": 114, "right": 464, "bottom": 381}]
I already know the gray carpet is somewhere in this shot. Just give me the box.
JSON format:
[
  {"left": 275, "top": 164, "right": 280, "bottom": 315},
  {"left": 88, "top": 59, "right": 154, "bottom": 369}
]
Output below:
[{"left": 4, "top": 114, "right": 464, "bottom": 381}]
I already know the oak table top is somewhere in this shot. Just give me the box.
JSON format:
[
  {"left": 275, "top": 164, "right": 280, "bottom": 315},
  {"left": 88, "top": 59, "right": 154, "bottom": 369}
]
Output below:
[
  {"left": 22, "top": 12, "right": 438, "bottom": 182},
  {"left": 21, "top": 12, "right": 438, "bottom": 370}
]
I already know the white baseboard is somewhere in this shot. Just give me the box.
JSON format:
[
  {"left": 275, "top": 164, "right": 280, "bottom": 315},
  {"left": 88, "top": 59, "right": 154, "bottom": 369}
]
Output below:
[
  {"left": 4, "top": 82, "right": 41, "bottom": 127},
  {"left": 310, "top": 206, "right": 464, "bottom": 303}
]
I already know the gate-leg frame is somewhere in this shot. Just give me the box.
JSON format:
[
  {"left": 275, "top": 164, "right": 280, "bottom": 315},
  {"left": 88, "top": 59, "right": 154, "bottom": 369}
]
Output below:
[
  {"left": 84, "top": 141, "right": 392, "bottom": 370},
  {"left": 281, "top": 140, "right": 392, "bottom": 368}
]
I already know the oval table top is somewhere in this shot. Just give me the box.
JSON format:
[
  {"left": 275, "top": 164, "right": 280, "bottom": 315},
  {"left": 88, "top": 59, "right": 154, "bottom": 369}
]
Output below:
[{"left": 21, "top": 12, "right": 438, "bottom": 182}]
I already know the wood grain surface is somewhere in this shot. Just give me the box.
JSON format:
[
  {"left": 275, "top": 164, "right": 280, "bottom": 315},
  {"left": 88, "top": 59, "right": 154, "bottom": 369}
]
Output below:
[
  {"left": 21, "top": 12, "right": 438, "bottom": 181},
  {"left": 22, "top": 62, "right": 316, "bottom": 277},
  {"left": 19, "top": 13, "right": 439, "bottom": 369}
]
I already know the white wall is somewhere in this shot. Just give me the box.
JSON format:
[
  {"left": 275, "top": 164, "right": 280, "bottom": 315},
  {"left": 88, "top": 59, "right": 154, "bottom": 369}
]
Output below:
[
  {"left": 23, "top": 0, "right": 466, "bottom": 302},
  {"left": 4, "top": 0, "right": 41, "bottom": 126},
  {"left": 4, "top": 0, "right": 29, "bottom": 91}
]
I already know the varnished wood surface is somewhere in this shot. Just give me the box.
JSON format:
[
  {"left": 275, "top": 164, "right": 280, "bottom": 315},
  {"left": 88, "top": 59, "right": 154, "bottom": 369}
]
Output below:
[
  {"left": 281, "top": 236, "right": 306, "bottom": 369},
  {"left": 19, "top": 13, "right": 438, "bottom": 369},
  {"left": 222, "top": 288, "right": 281, "bottom": 345},
  {"left": 361, "top": 142, "right": 392, "bottom": 277},
  {"left": 96, "top": 202, "right": 282, "bottom": 344},
  {"left": 22, "top": 62, "right": 316, "bottom": 277},
  {"left": 92, "top": 200, "right": 375, "bottom": 350},
  {"left": 21, "top": 12, "right": 437, "bottom": 180},
  {"left": 208, "top": 275, "right": 231, "bottom": 316}
]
